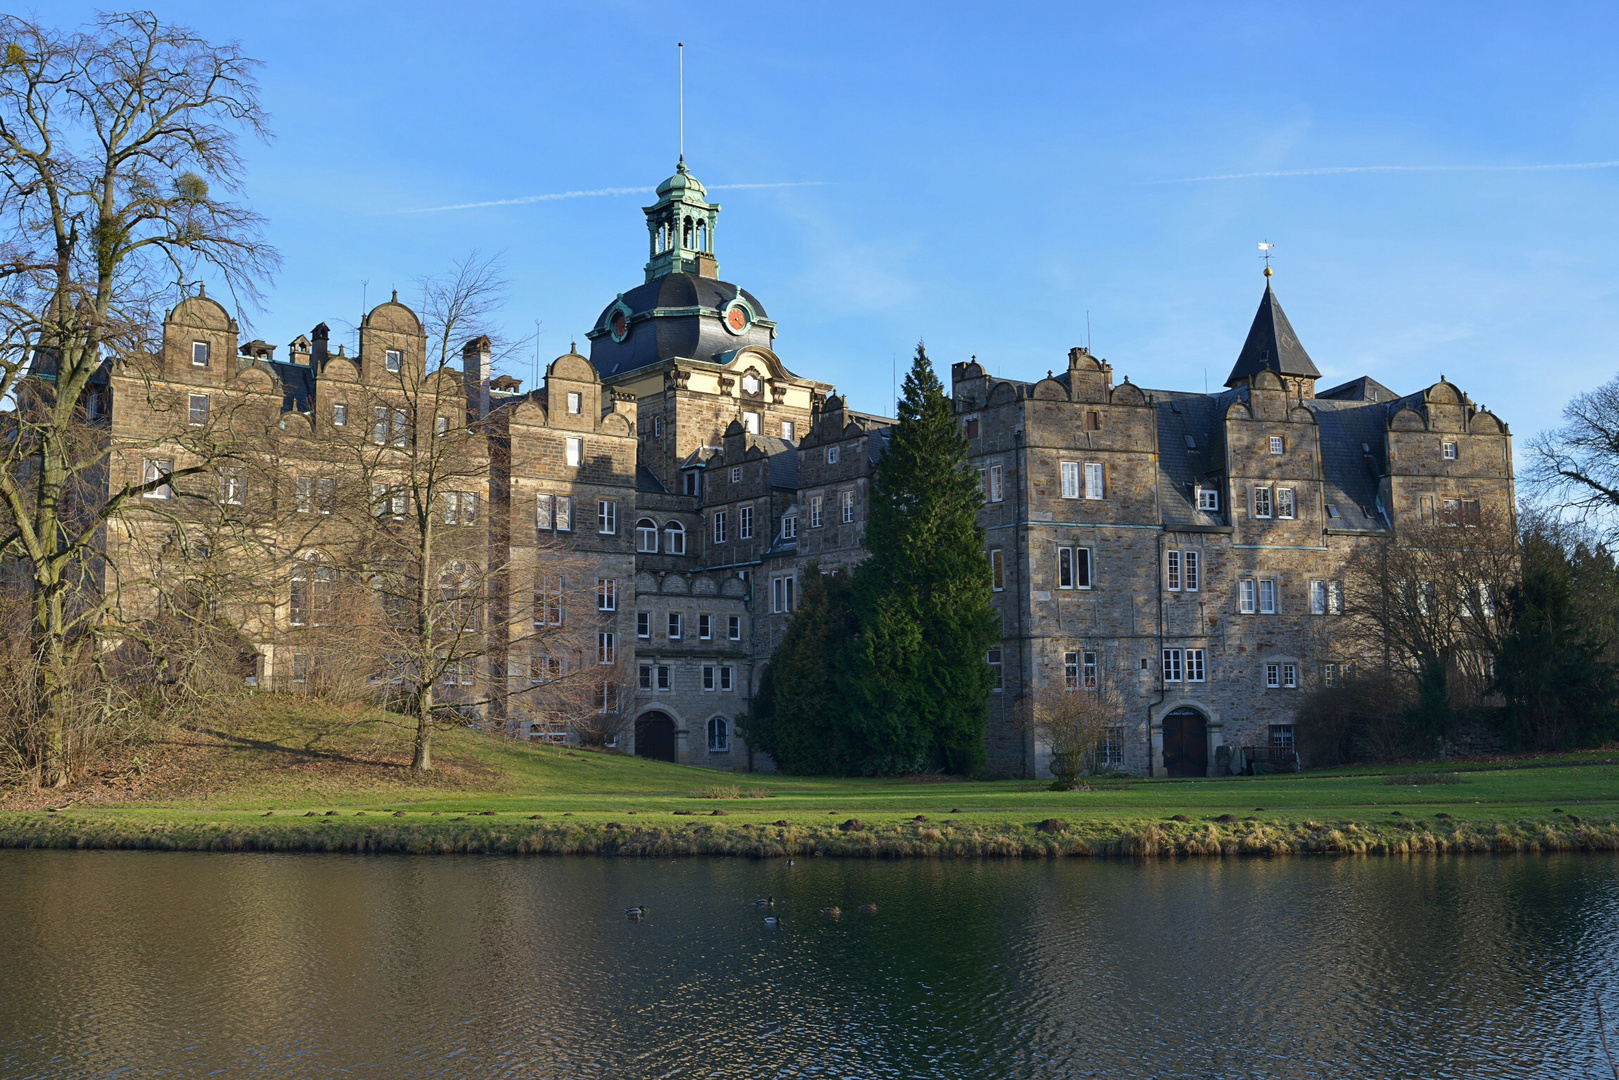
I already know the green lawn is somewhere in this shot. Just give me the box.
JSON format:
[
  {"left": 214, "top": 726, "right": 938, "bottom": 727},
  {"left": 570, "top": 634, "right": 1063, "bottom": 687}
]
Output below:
[{"left": 2, "top": 699, "right": 1617, "bottom": 857}]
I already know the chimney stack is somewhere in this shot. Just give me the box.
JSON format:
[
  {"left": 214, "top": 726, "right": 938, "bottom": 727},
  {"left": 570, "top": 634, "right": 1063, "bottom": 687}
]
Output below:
[
  {"left": 311, "top": 323, "right": 330, "bottom": 369},
  {"left": 463, "top": 335, "right": 492, "bottom": 421}
]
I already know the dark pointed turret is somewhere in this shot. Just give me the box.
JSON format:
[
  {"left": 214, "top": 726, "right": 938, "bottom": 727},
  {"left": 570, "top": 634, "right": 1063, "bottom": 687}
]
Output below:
[{"left": 1224, "top": 280, "right": 1320, "bottom": 391}]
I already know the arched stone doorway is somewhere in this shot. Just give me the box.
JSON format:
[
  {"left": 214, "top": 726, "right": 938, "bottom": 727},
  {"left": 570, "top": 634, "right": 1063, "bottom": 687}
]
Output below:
[
  {"left": 1161, "top": 707, "right": 1209, "bottom": 778},
  {"left": 635, "top": 712, "right": 677, "bottom": 762}
]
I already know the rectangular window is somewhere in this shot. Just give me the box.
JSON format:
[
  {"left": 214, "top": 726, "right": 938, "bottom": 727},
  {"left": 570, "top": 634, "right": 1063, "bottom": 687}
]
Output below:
[
  {"left": 1462, "top": 499, "right": 1481, "bottom": 527},
  {"left": 1084, "top": 651, "right": 1098, "bottom": 690},
  {"left": 637, "top": 611, "right": 651, "bottom": 639},
  {"left": 699, "top": 613, "right": 712, "bottom": 640},
  {"left": 598, "top": 499, "right": 617, "bottom": 535},
  {"left": 1253, "top": 487, "right": 1272, "bottom": 518},
  {"left": 537, "top": 493, "right": 553, "bottom": 531},
  {"left": 598, "top": 632, "right": 615, "bottom": 665},
  {"left": 1269, "top": 435, "right": 1285, "bottom": 454},
  {"left": 667, "top": 612, "right": 682, "bottom": 639},
  {"left": 1186, "top": 648, "right": 1205, "bottom": 682},
  {"left": 657, "top": 665, "right": 671, "bottom": 692},
  {"left": 1479, "top": 583, "right": 1495, "bottom": 618},
  {"left": 1270, "top": 724, "right": 1296, "bottom": 749},
  {"left": 1058, "top": 547, "right": 1076, "bottom": 590},
  {"left": 1259, "top": 578, "right": 1277, "bottom": 614},
  {"left": 530, "top": 654, "right": 561, "bottom": 684},
  {"left": 713, "top": 510, "right": 728, "bottom": 544},
  {"left": 1323, "top": 662, "right": 1355, "bottom": 687},
  {"left": 295, "top": 476, "right": 313, "bottom": 514},
  {"left": 317, "top": 477, "right": 334, "bottom": 515},
  {"left": 715, "top": 665, "right": 731, "bottom": 692},
  {"left": 1085, "top": 410, "right": 1102, "bottom": 431},
  {"left": 1084, "top": 462, "right": 1105, "bottom": 500},
  {"left": 990, "top": 549, "right": 1004, "bottom": 591},
  {"left": 965, "top": 417, "right": 980, "bottom": 439},
  {"left": 1162, "top": 648, "right": 1183, "bottom": 683},
  {"left": 1276, "top": 487, "right": 1296, "bottom": 519},
  {"left": 460, "top": 491, "right": 478, "bottom": 524},
  {"left": 826, "top": 445, "right": 840, "bottom": 465},
  {"left": 373, "top": 406, "right": 389, "bottom": 445},
  {"left": 1239, "top": 578, "right": 1256, "bottom": 614},
  {"left": 332, "top": 404, "right": 347, "bottom": 427},
  {"left": 143, "top": 458, "right": 173, "bottom": 500},
  {"left": 1266, "top": 663, "right": 1280, "bottom": 689},
  {"left": 191, "top": 341, "right": 210, "bottom": 367},
  {"left": 1061, "top": 461, "right": 1082, "bottom": 500},
  {"left": 810, "top": 495, "right": 823, "bottom": 529},
  {"left": 841, "top": 490, "right": 855, "bottom": 523},
  {"left": 772, "top": 575, "right": 796, "bottom": 614},
  {"left": 782, "top": 421, "right": 795, "bottom": 442},
  {"left": 533, "top": 578, "right": 563, "bottom": 626},
  {"left": 392, "top": 409, "right": 408, "bottom": 447},
  {"left": 782, "top": 515, "right": 798, "bottom": 540},
  {"left": 1064, "top": 651, "right": 1081, "bottom": 690},
  {"left": 639, "top": 664, "right": 653, "bottom": 691},
  {"left": 597, "top": 579, "right": 617, "bottom": 612},
  {"left": 435, "top": 416, "right": 449, "bottom": 437},
  {"left": 1184, "top": 550, "right": 1199, "bottom": 592},
  {"left": 567, "top": 391, "right": 582, "bottom": 414},
  {"left": 556, "top": 496, "right": 572, "bottom": 532},
  {"left": 682, "top": 471, "right": 701, "bottom": 496},
  {"left": 989, "top": 464, "right": 1004, "bottom": 503},
  {"left": 703, "top": 665, "right": 716, "bottom": 691},
  {"left": 988, "top": 647, "right": 1003, "bottom": 691},
  {"left": 443, "top": 491, "right": 460, "bottom": 524},
  {"left": 1167, "top": 550, "right": 1182, "bottom": 591},
  {"left": 739, "top": 505, "right": 753, "bottom": 539},
  {"left": 728, "top": 615, "right": 742, "bottom": 640},
  {"left": 566, "top": 437, "right": 583, "bottom": 467},
  {"left": 220, "top": 469, "right": 246, "bottom": 506},
  {"left": 385, "top": 349, "right": 402, "bottom": 373},
  {"left": 1442, "top": 441, "right": 1458, "bottom": 460},
  {"left": 731, "top": 466, "right": 742, "bottom": 484},
  {"left": 188, "top": 393, "right": 210, "bottom": 426},
  {"left": 743, "top": 411, "right": 760, "bottom": 434},
  {"left": 1097, "top": 725, "right": 1124, "bottom": 768},
  {"left": 652, "top": 416, "right": 663, "bottom": 438},
  {"left": 1282, "top": 663, "right": 1297, "bottom": 688},
  {"left": 1197, "top": 486, "right": 1220, "bottom": 511}
]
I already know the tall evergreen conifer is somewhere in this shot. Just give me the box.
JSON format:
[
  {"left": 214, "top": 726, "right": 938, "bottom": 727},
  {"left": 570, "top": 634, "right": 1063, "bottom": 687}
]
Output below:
[{"left": 849, "top": 344, "right": 998, "bottom": 774}]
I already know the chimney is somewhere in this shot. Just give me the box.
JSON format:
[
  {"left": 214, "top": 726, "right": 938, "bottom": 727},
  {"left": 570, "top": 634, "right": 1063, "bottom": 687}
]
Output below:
[
  {"left": 311, "top": 323, "right": 330, "bottom": 369},
  {"left": 462, "top": 335, "right": 492, "bottom": 421}
]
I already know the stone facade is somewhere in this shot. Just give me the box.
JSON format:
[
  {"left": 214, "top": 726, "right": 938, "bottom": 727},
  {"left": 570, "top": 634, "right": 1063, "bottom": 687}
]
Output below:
[{"left": 81, "top": 167, "right": 1514, "bottom": 778}]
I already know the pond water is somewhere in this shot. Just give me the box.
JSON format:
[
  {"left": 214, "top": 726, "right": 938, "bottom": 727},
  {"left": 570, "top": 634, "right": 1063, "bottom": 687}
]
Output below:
[{"left": 1, "top": 850, "right": 1616, "bottom": 1079}]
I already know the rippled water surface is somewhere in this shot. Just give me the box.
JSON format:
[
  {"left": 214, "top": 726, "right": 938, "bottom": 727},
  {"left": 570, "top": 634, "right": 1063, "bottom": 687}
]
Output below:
[{"left": 1, "top": 851, "right": 1618, "bottom": 1078}]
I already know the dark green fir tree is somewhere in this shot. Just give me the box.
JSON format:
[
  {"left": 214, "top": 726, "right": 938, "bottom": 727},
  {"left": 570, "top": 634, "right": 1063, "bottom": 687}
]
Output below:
[{"left": 848, "top": 343, "right": 998, "bottom": 774}]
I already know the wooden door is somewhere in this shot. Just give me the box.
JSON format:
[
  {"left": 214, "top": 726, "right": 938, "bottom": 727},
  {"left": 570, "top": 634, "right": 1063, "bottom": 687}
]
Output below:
[
  {"left": 1162, "top": 708, "right": 1208, "bottom": 778},
  {"left": 635, "top": 713, "right": 676, "bottom": 762}
]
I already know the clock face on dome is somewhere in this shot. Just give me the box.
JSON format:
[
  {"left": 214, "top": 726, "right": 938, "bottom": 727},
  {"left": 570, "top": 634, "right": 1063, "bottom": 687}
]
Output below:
[
  {"left": 727, "top": 306, "right": 748, "bottom": 333},
  {"left": 610, "top": 311, "right": 627, "bottom": 341}
]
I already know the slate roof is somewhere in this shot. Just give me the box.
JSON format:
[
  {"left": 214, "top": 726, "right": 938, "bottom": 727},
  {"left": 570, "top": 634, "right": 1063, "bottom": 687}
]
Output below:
[
  {"left": 586, "top": 272, "right": 774, "bottom": 378},
  {"left": 636, "top": 464, "right": 668, "bottom": 494},
  {"left": 1309, "top": 399, "right": 1394, "bottom": 531},
  {"left": 1224, "top": 284, "right": 1321, "bottom": 387},
  {"left": 1153, "top": 390, "right": 1233, "bottom": 527},
  {"left": 1317, "top": 375, "right": 1397, "bottom": 403}
]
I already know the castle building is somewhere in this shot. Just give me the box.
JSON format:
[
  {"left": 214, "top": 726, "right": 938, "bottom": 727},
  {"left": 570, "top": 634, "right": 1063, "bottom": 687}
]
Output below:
[{"left": 94, "top": 164, "right": 1514, "bottom": 778}]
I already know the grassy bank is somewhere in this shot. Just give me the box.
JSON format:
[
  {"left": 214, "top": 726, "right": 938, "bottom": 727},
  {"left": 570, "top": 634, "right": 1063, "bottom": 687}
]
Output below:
[{"left": 2, "top": 699, "right": 1617, "bottom": 858}]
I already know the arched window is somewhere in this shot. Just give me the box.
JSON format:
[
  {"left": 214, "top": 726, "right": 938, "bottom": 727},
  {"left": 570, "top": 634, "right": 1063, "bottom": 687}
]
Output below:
[
  {"left": 636, "top": 518, "right": 659, "bottom": 553},
  {"left": 663, "top": 520, "right": 686, "bottom": 555},
  {"left": 696, "top": 220, "right": 707, "bottom": 251},
  {"left": 707, "top": 716, "right": 729, "bottom": 753},
  {"left": 683, "top": 216, "right": 694, "bottom": 248}
]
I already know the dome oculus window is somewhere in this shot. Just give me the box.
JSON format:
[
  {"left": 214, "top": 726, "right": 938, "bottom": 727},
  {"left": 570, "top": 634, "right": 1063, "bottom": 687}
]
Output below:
[{"left": 609, "top": 308, "right": 630, "bottom": 343}]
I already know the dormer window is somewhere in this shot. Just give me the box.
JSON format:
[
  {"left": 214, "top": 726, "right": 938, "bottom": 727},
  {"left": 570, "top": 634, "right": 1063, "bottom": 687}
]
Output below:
[
  {"left": 1197, "top": 487, "right": 1219, "bottom": 512},
  {"left": 385, "top": 349, "right": 402, "bottom": 373},
  {"left": 191, "top": 341, "right": 209, "bottom": 367},
  {"left": 782, "top": 421, "right": 795, "bottom": 442},
  {"left": 567, "top": 392, "right": 582, "bottom": 415}
]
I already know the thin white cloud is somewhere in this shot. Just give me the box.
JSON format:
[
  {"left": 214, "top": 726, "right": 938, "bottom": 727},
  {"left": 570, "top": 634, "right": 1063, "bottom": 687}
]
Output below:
[
  {"left": 1157, "top": 161, "right": 1619, "bottom": 183},
  {"left": 401, "top": 181, "right": 825, "bottom": 214}
]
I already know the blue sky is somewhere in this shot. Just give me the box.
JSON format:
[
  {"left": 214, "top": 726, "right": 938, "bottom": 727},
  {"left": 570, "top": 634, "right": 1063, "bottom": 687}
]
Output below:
[{"left": 44, "top": 1, "right": 1619, "bottom": 441}]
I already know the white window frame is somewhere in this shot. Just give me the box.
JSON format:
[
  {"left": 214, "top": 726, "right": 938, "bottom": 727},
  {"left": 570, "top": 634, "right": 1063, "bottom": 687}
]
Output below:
[
  {"left": 841, "top": 490, "right": 855, "bottom": 523},
  {"left": 1253, "top": 486, "right": 1272, "bottom": 518},
  {"left": 143, "top": 458, "right": 173, "bottom": 500},
  {"left": 555, "top": 495, "right": 572, "bottom": 532},
  {"left": 597, "top": 578, "right": 617, "bottom": 612},
  {"left": 703, "top": 665, "right": 716, "bottom": 691},
  {"left": 1162, "top": 648, "right": 1183, "bottom": 683},
  {"left": 332, "top": 404, "right": 347, "bottom": 427},
  {"left": 988, "top": 647, "right": 1003, "bottom": 692},
  {"left": 1259, "top": 578, "right": 1277, "bottom": 615},
  {"left": 220, "top": 469, "right": 246, "bottom": 506},
  {"left": 637, "top": 611, "right": 651, "bottom": 639},
  {"left": 990, "top": 549, "right": 1004, "bottom": 592},
  {"left": 598, "top": 632, "right": 615, "bottom": 665},
  {"left": 667, "top": 612, "right": 682, "bottom": 640},
  {"left": 1282, "top": 662, "right": 1298, "bottom": 689},
  {"left": 1186, "top": 648, "right": 1205, "bottom": 682},
  {"left": 1084, "top": 651, "right": 1098, "bottom": 690},
  {"left": 191, "top": 340, "right": 210, "bottom": 367},
  {"left": 988, "top": 464, "right": 1004, "bottom": 503},
  {"left": 1064, "top": 651, "right": 1080, "bottom": 690},
  {"left": 1197, "top": 486, "right": 1219, "bottom": 511},
  {"left": 1061, "top": 461, "right": 1082, "bottom": 500},
  {"left": 636, "top": 518, "right": 659, "bottom": 552},
  {"left": 781, "top": 420, "right": 795, "bottom": 442},
  {"left": 597, "top": 499, "right": 617, "bottom": 535},
  {"left": 712, "top": 510, "right": 728, "bottom": 544},
  {"left": 810, "top": 495, "right": 823, "bottom": 529},
  {"left": 537, "top": 493, "right": 553, "bottom": 531},
  {"left": 187, "top": 393, "right": 210, "bottom": 426},
  {"left": 707, "top": 716, "right": 730, "bottom": 753},
  {"left": 1442, "top": 441, "right": 1458, "bottom": 460},
  {"left": 1265, "top": 663, "right": 1281, "bottom": 689},
  {"left": 827, "top": 445, "right": 839, "bottom": 465},
  {"left": 1276, "top": 487, "right": 1296, "bottom": 520},
  {"left": 385, "top": 349, "right": 403, "bottom": 373},
  {"left": 565, "top": 437, "right": 583, "bottom": 467},
  {"left": 1239, "top": 578, "right": 1256, "bottom": 614},
  {"left": 1269, "top": 435, "right": 1285, "bottom": 455},
  {"left": 743, "top": 411, "right": 760, "bottom": 434},
  {"left": 739, "top": 504, "right": 753, "bottom": 540},
  {"left": 664, "top": 520, "right": 686, "bottom": 554},
  {"left": 772, "top": 575, "right": 796, "bottom": 614},
  {"left": 731, "top": 466, "right": 742, "bottom": 484},
  {"left": 296, "top": 476, "right": 313, "bottom": 514},
  {"left": 567, "top": 391, "right": 582, "bottom": 415},
  {"left": 698, "top": 613, "right": 712, "bottom": 640},
  {"left": 728, "top": 615, "right": 742, "bottom": 640},
  {"left": 782, "top": 514, "right": 798, "bottom": 540},
  {"left": 1084, "top": 462, "right": 1104, "bottom": 500},
  {"left": 1166, "top": 550, "right": 1182, "bottom": 592},
  {"left": 1184, "top": 550, "right": 1199, "bottom": 592},
  {"left": 435, "top": 416, "right": 449, "bottom": 437}
]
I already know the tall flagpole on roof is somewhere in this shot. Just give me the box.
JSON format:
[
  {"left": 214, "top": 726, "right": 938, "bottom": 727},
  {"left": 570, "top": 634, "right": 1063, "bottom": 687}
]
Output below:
[{"left": 678, "top": 43, "right": 685, "bottom": 167}]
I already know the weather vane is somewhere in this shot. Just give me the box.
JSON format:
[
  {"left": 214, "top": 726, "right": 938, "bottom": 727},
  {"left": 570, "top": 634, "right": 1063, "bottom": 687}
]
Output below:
[{"left": 1258, "top": 241, "right": 1276, "bottom": 278}]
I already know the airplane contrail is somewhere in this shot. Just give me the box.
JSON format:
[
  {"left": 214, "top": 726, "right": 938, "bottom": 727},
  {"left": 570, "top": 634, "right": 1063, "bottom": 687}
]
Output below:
[
  {"left": 1157, "top": 160, "right": 1619, "bottom": 183},
  {"left": 402, "top": 180, "right": 825, "bottom": 214}
]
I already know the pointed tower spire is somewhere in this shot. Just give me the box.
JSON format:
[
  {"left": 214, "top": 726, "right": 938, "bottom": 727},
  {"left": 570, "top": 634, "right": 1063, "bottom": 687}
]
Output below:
[{"left": 1223, "top": 280, "right": 1320, "bottom": 391}]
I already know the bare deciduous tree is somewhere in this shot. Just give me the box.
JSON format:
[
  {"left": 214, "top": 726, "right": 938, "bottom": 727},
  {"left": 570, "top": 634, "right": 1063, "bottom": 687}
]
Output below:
[
  {"left": 0, "top": 13, "right": 276, "bottom": 786},
  {"left": 1022, "top": 679, "right": 1125, "bottom": 789},
  {"left": 1529, "top": 374, "right": 1619, "bottom": 541}
]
